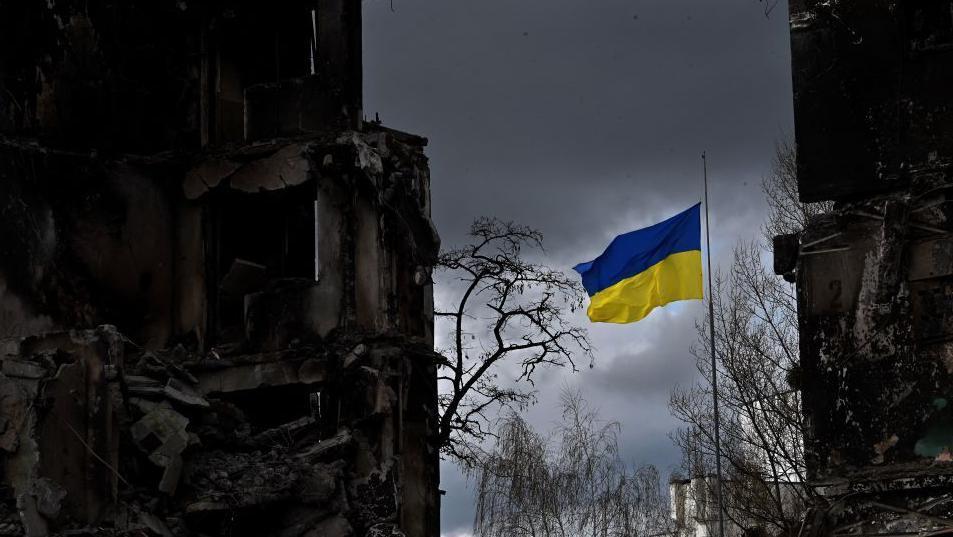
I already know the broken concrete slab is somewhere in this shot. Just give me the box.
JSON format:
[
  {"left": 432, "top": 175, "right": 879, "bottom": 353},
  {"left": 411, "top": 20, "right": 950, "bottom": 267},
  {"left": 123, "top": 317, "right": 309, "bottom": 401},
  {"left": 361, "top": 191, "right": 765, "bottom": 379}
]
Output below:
[
  {"left": 229, "top": 145, "right": 312, "bottom": 193},
  {"left": 342, "top": 344, "right": 368, "bottom": 369},
  {"left": 129, "top": 397, "right": 168, "bottom": 415},
  {"left": 0, "top": 360, "right": 46, "bottom": 380},
  {"left": 218, "top": 258, "right": 268, "bottom": 299},
  {"left": 138, "top": 352, "right": 200, "bottom": 385},
  {"left": 126, "top": 375, "right": 161, "bottom": 387},
  {"left": 195, "top": 358, "right": 326, "bottom": 394},
  {"left": 337, "top": 132, "right": 383, "bottom": 177},
  {"left": 139, "top": 511, "right": 175, "bottom": 537},
  {"left": 131, "top": 407, "right": 191, "bottom": 494},
  {"left": 196, "top": 361, "right": 299, "bottom": 393},
  {"left": 184, "top": 501, "right": 229, "bottom": 514},
  {"left": 297, "top": 430, "right": 353, "bottom": 463},
  {"left": 127, "top": 373, "right": 167, "bottom": 397},
  {"left": 163, "top": 378, "right": 210, "bottom": 408},
  {"left": 183, "top": 159, "right": 243, "bottom": 200},
  {"left": 128, "top": 385, "right": 165, "bottom": 398},
  {"left": 32, "top": 478, "right": 66, "bottom": 519},
  {"left": 158, "top": 455, "right": 184, "bottom": 495},
  {"left": 251, "top": 417, "right": 318, "bottom": 447}
]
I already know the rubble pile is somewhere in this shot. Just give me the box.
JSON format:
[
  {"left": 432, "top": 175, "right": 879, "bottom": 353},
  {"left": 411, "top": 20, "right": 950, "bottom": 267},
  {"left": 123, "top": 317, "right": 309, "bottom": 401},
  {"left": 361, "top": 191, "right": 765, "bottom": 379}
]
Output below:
[{"left": 0, "top": 326, "right": 437, "bottom": 537}]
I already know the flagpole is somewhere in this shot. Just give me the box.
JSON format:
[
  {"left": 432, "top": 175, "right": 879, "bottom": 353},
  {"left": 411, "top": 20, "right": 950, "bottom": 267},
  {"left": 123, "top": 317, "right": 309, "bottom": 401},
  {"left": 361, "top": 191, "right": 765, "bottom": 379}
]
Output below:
[{"left": 702, "top": 151, "right": 726, "bottom": 537}]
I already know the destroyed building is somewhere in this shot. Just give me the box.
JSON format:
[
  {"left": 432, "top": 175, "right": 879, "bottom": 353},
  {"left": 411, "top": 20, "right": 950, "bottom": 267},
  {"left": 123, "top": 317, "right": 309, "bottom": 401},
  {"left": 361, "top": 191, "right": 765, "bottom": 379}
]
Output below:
[
  {"left": 776, "top": 1, "right": 953, "bottom": 535},
  {"left": 0, "top": 1, "right": 441, "bottom": 536}
]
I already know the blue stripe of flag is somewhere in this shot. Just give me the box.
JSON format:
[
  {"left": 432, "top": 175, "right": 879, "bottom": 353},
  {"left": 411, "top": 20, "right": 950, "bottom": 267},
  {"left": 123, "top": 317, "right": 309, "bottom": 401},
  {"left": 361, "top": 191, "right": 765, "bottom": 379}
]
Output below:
[{"left": 573, "top": 203, "right": 701, "bottom": 296}]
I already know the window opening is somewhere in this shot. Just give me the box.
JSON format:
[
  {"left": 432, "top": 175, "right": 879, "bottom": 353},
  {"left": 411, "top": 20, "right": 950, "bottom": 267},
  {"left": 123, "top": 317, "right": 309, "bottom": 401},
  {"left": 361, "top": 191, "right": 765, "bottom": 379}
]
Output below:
[{"left": 209, "top": 184, "right": 317, "bottom": 344}]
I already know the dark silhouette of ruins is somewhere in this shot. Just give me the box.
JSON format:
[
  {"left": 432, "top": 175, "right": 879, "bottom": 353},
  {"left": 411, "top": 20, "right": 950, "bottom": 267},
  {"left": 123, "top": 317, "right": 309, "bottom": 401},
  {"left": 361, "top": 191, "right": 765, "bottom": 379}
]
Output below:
[
  {"left": 0, "top": 2, "right": 440, "bottom": 536},
  {"left": 778, "top": 1, "right": 953, "bottom": 534}
]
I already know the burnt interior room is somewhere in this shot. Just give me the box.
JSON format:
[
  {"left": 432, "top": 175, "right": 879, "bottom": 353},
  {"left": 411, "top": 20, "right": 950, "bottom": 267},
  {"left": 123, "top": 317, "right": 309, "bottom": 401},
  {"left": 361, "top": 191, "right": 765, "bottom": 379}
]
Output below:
[
  {"left": 206, "top": 183, "right": 318, "bottom": 345},
  {"left": 207, "top": 2, "right": 317, "bottom": 143}
]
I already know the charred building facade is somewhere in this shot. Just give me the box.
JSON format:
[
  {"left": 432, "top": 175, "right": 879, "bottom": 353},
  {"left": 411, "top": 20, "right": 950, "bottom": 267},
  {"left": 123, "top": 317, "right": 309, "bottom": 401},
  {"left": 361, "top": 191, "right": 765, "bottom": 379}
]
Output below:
[
  {"left": 0, "top": 2, "right": 440, "bottom": 536},
  {"left": 777, "top": 1, "right": 953, "bottom": 535}
]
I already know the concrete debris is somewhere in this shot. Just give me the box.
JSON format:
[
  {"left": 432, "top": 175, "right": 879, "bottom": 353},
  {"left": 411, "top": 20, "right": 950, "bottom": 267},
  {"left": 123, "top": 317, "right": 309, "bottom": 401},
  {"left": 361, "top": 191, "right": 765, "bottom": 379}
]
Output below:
[
  {"left": 297, "top": 429, "right": 354, "bottom": 463},
  {"left": 183, "top": 449, "right": 342, "bottom": 513},
  {"left": 163, "top": 378, "right": 210, "bottom": 408},
  {"left": 131, "top": 407, "right": 191, "bottom": 494},
  {"left": 15, "top": 494, "right": 46, "bottom": 537},
  {"left": 229, "top": 145, "right": 312, "bottom": 193},
  {"left": 31, "top": 479, "right": 66, "bottom": 520},
  {"left": 219, "top": 259, "right": 268, "bottom": 298},
  {"left": 183, "top": 159, "right": 243, "bottom": 200},
  {"left": 139, "top": 352, "right": 200, "bottom": 386},
  {"left": 343, "top": 344, "right": 369, "bottom": 369},
  {"left": 0, "top": 379, "right": 33, "bottom": 452},
  {"left": 1, "top": 331, "right": 437, "bottom": 536},
  {"left": 251, "top": 416, "right": 318, "bottom": 447},
  {"left": 126, "top": 375, "right": 165, "bottom": 400},
  {"left": 139, "top": 511, "right": 175, "bottom": 537},
  {"left": 0, "top": 360, "right": 46, "bottom": 379},
  {"left": 338, "top": 133, "right": 384, "bottom": 177},
  {"left": 196, "top": 360, "right": 311, "bottom": 393}
]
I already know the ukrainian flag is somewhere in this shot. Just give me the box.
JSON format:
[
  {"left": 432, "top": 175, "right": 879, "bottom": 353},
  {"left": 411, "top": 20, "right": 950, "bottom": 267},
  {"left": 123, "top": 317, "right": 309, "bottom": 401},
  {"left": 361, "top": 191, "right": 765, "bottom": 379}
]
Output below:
[{"left": 573, "top": 204, "right": 703, "bottom": 323}]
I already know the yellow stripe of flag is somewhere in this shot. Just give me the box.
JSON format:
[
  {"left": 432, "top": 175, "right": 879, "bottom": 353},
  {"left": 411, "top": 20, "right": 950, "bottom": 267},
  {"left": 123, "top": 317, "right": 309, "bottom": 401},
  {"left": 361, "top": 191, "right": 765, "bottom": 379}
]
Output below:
[{"left": 573, "top": 204, "right": 703, "bottom": 323}]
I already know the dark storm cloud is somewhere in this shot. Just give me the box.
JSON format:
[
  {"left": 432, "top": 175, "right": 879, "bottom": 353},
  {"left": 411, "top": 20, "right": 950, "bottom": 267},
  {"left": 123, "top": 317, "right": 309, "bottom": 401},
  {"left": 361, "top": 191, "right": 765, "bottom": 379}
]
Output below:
[
  {"left": 363, "top": 1, "right": 794, "bottom": 534},
  {"left": 364, "top": 0, "right": 792, "bottom": 245}
]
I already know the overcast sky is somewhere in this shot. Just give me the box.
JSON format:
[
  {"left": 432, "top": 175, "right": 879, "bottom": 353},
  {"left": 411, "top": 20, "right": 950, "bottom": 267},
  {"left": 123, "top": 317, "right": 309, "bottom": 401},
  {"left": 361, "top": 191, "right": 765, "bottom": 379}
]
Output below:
[{"left": 363, "top": 1, "right": 794, "bottom": 534}]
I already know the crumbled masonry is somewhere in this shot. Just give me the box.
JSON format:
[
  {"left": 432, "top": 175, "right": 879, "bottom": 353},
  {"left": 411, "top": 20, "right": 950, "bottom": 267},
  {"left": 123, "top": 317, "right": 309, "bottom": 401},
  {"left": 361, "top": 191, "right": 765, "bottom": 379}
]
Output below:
[
  {"left": 780, "top": 1, "right": 953, "bottom": 535},
  {"left": 0, "top": 329, "right": 440, "bottom": 536},
  {"left": 0, "top": 1, "right": 441, "bottom": 536}
]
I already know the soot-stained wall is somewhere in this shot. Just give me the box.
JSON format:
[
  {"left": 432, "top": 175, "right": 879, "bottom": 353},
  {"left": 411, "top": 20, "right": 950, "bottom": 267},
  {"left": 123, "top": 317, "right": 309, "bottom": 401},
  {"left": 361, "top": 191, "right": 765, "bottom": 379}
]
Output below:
[
  {"left": 781, "top": 2, "right": 953, "bottom": 534},
  {"left": 790, "top": 0, "right": 953, "bottom": 203}
]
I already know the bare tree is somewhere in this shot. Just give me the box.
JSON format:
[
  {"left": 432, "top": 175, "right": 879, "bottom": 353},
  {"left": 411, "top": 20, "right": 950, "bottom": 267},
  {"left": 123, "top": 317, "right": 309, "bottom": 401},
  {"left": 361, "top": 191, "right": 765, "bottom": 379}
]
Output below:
[
  {"left": 670, "top": 246, "right": 809, "bottom": 537},
  {"left": 758, "top": 0, "right": 781, "bottom": 18},
  {"left": 435, "top": 218, "right": 593, "bottom": 464},
  {"left": 669, "top": 143, "right": 828, "bottom": 537},
  {"left": 761, "top": 140, "right": 834, "bottom": 241},
  {"left": 473, "top": 389, "right": 671, "bottom": 537}
]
